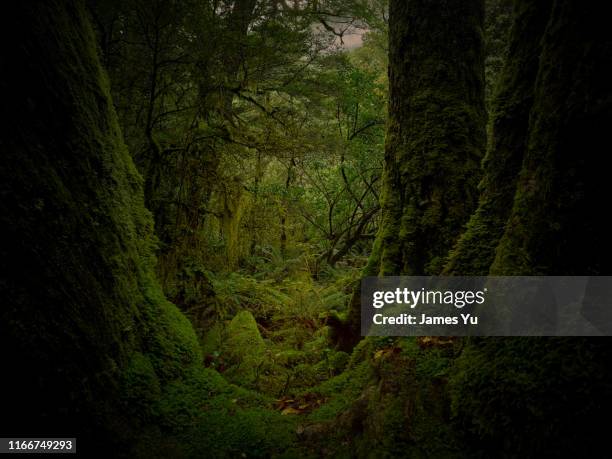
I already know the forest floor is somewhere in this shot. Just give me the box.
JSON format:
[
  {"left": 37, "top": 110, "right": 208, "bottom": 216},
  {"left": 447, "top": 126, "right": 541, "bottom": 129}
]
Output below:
[{"left": 152, "top": 256, "right": 460, "bottom": 458}]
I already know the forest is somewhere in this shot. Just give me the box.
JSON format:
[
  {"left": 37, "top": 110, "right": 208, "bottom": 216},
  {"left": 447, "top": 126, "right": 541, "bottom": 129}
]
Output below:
[{"left": 1, "top": 0, "right": 611, "bottom": 457}]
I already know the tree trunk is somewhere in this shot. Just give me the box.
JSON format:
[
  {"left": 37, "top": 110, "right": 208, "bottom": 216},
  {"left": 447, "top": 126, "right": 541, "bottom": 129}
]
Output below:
[
  {"left": 491, "top": 0, "right": 612, "bottom": 275},
  {"left": 450, "top": 3, "right": 612, "bottom": 456},
  {"left": 0, "top": 1, "right": 201, "bottom": 451},
  {"left": 375, "top": 0, "right": 486, "bottom": 277},
  {"left": 444, "top": 0, "right": 553, "bottom": 275},
  {"left": 342, "top": 0, "right": 486, "bottom": 347}
]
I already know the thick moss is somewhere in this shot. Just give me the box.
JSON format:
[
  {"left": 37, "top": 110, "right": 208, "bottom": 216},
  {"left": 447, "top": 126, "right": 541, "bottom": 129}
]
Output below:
[
  {"left": 491, "top": 1, "right": 612, "bottom": 275},
  {"left": 444, "top": 0, "right": 553, "bottom": 275},
  {"left": 445, "top": 2, "right": 612, "bottom": 457},
  {"left": 0, "top": 0, "right": 199, "bottom": 451},
  {"left": 121, "top": 352, "right": 162, "bottom": 420},
  {"left": 375, "top": 0, "right": 486, "bottom": 277},
  {"left": 345, "top": 0, "right": 486, "bottom": 345},
  {"left": 349, "top": 340, "right": 462, "bottom": 459},
  {"left": 303, "top": 338, "right": 464, "bottom": 458},
  {"left": 450, "top": 338, "right": 612, "bottom": 457},
  {"left": 201, "top": 321, "right": 225, "bottom": 357},
  {"left": 222, "top": 310, "right": 266, "bottom": 386},
  {"left": 120, "top": 365, "right": 297, "bottom": 458}
]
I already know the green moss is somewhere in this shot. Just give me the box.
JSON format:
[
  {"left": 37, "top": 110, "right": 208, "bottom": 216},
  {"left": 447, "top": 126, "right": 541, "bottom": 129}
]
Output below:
[
  {"left": 275, "top": 349, "right": 308, "bottom": 366},
  {"left": 444, "top": 0, "right": 553, "bottom": 275},
  {"left": 449, "top": 338, "right": 612, "bottom": 457},
  {"left": 121, "top": 352, "right": 162, "bottom": 420},
  {"left": 201, "top": 322, "right": 224, "bottom": 356},
  {"left": 301, "top": 337, "right": 464, "bottom": 458},
  {"left": 489, "top": 0, "right": 611, "bottom": 275},
  {"left": 347, "top": 338, "right": 375, "bottom": 369},
  {"left": 153, "top": 367, "right": 297, "bottom": 458},
  {"left": 306, "top": 360, "right": 373, "bottom": 424},
  {"left": 326, "top": 350, "right": 350, "bottom": 374},
  {"left": 222, "top": 311, "right": 266, "bottom": 386},
  {"left": 348, "top": 339, "right": 461, "bottom": 458},
  {"left": 345, "top": 0, "right": 486, "bottom": 338}
]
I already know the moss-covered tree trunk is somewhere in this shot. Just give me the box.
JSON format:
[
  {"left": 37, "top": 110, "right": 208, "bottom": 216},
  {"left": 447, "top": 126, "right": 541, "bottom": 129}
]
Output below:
[
  {"left": 0, "top": 1, "right": 201, "bottom": 452},
  {"left": 444, "top": 0, "right": 553, "bottom": 275},
  {"left": 490, "top": 1, "right": 612, "bottom": 275},
  {"left": 375, "top": 0, "right": 486, "bottom": 277},
  {"left": 342, "top": 0, "right": 486, "bottom": 346},
  {"left": 448, "top": 2, "right": 612, "bottom": 456}
]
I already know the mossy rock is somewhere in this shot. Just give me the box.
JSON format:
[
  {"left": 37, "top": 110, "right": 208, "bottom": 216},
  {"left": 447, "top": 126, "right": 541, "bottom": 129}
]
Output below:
[{"left": 223, "top": 311, "right": 265, "bottom": 386}]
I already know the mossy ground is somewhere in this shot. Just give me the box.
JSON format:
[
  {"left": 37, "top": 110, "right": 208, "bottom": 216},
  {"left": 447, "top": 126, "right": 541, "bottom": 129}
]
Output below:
[{"left": 161, "top": 262, "right": 477, "bottom": 459}]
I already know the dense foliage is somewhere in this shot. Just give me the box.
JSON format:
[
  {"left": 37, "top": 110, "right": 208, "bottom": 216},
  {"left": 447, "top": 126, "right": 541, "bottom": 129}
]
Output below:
[{"left": 2, "top": 0, "right": 611, "bottom": 457}]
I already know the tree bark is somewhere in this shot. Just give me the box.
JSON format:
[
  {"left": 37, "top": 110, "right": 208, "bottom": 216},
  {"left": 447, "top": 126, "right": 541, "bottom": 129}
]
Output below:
[
  {"left": 491, "top": 0, "right": 612, "bottom": 275},
  {"left": 342, "top": 0, "right": 486, "bottom": 346},
  {"left": 444, "top": 0, "right": 553, "bottom": 275},
  {"left": 375, "top": 0, "right": 486, "bottom": 276},
  {"left": 0, "top": 1, "right": 201, "bottom": 451}
]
